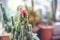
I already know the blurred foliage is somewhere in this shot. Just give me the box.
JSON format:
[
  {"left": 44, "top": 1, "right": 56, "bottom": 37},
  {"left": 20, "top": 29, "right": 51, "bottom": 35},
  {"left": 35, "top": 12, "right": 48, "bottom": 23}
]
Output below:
[
  {"left": 0, "top": 4, "right": 8, "bottom": 24},
  {"left": 0, "top": 3, "right": 11, "bottom": 33},
  {"left": 5, "top": 23, "right": 11, "bottom": 33},
  {"left": 25, "top": 0, "right": 40, "bottom": 24},
  {"left": 46, "top": 12, "right": 53, "bottom": 22},
  {"left": 51, "top": 0, "right": 57, "bottom": 21}
]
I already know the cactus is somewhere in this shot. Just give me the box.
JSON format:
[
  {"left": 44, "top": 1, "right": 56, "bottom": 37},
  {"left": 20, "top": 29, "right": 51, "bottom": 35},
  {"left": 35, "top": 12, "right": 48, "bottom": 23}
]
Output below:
[
  {"left": 0, "top": 3, "right": 8, "bottom": 24},
  {"left": 0, "top": 3, "right": 11, "bottom": 33},
  {"left": 11, "top": 9, "right": 34, "bottom": 40},
  {"left": 51, "top": 0, "right": 57, "bottom": 21},
  {"left": 46, "top": 0, "right": 57, "bottom": 22}
]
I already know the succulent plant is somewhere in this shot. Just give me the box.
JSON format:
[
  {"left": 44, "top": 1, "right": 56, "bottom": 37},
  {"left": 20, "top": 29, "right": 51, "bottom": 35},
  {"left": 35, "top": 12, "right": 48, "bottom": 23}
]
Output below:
[
  {"left": 51, "top": 0, "right": 57, "bottom": 21},
  {"left": 0, "top": 3, "right": 11, "bottom": 33},
  {"left": 46, "top": 0, "right": 57, "bottom": 23},
  {"left": 0, "top": 3, "right": 8, "bottom": 24},
  {"left": 11, "top": 8, "right": 34, "bottom": 40}
]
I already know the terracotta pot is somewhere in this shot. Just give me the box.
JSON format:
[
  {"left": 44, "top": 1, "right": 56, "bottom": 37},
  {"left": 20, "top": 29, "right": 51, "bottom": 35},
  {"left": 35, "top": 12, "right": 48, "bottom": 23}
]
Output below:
[
  {"left": 1, "top": 36, "right": 10, "bottom": 40},
  {"left": 0, "top": 33, "right": 10, "bottom": 40},
  {"left": 39, "top": 22, "right": 54, "bottom": 40}
]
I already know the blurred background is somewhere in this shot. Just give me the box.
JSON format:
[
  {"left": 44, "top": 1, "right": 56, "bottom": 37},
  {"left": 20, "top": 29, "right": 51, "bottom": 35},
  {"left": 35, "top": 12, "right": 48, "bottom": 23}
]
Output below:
[{"left": 0, "top": 0, "right": 60, "bottom": 21}]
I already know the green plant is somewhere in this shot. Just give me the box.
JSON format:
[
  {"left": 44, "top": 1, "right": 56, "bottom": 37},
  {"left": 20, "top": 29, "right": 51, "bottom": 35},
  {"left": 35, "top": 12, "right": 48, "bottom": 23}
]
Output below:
[
  {"left": 51, "top": 0, "right": 57, "bottom": 21},
  {"left": 11, "top": 0, "right": 40, "bottom": 40},
  {"left": 11, "top": 9, "right": 34, "bottom": 40},
  {"left": 46, "top": 0, "right": 57, "bottom": 23},
  {"left": 0, "top": 3, "right": 8, "bottom": 24},
  {"left": 46, "top": 12, "right": 53, "bottom": 23},
  {"left": 0, "top": 3, "right": 12, "bottom": 33}
]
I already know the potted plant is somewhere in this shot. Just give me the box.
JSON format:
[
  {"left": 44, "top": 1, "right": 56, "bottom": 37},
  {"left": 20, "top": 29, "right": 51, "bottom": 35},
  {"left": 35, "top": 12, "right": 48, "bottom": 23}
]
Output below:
[
  {"left": 39, "top": 0, "right": 57, "bottom": 40},
  {"left": 0, "top": 3, "right": 10, "bottom": 40},
  {"left": 39, "top": 12, "right": 54, "bottom": 40}
]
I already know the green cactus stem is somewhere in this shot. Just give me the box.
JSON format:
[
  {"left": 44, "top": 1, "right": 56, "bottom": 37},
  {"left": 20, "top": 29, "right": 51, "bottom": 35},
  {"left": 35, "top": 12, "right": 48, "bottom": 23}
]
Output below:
[
  {"left": 0, "top": 4, "right": 8, "bottom": 24},
  {"left": 51, "top": 0, "right": 57, "bottom": 21}
]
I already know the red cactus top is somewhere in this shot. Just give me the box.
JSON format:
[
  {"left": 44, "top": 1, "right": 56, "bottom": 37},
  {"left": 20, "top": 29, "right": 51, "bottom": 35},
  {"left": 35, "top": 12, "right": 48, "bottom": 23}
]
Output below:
[{"left": 20, "top": 9, "right": 26, "bottom": 14}]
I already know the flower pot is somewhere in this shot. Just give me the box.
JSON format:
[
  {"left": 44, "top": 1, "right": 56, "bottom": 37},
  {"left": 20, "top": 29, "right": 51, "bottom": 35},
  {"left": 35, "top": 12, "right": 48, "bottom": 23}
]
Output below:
[
  {"left": 0, "top": 35, "right": 10, "bottom": 40},
  {"left": 1, "top": 36, "right": 10, "bottom": 40},
  {"left": 39, "top": 22, "right": 54, "bottom": 40},
  {"left": 0, "top": 33, "right": 10, "bottom": 40}
]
